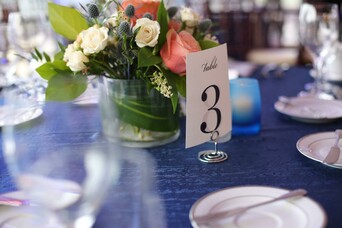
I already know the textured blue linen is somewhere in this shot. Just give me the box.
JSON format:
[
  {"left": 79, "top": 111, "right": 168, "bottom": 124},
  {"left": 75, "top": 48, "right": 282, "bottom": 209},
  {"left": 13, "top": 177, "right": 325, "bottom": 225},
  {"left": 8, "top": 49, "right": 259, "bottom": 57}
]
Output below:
[{"left": 1, "top": 66, "right": 342, "bottom": 228}]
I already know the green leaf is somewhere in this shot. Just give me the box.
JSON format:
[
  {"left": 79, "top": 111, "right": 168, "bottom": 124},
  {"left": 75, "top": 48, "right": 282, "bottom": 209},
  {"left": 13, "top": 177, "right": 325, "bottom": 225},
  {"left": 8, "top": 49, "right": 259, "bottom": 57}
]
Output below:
[
  {"left": 157, "top": 0, "right": 168, "bottom": 49},
  {"left": 36, "top": 60, "right": 70, "bottom": 80},
  {"left": 34, "top": 48, "right": 43, "bottom": 60},
  {"left": 113, "top": 95, "right": 178, "bottom": 132},
  {"left": 48, "top": 2, "right": 89, "bottom": 40},
  {"left": 138, "top": 47, "right": 162, "bottom": 68},
  {"left": 45, "top": 74, "right": 87, "bottom": 101},
  {"left": 54, "top": 51, "right": 64, "bottom": 60},
  {"left": 170, "top": 92, "right": 179, "bottom": 114},
  {"left": 163, "top": 70, "right": 186, "bottom": 97},
  {"left": 163, "top": 69, "right": 186, "bottom": 112},
  {"left": 43, "top": 52, "right": 51, "bottom": 62},
  {"left": 31, "top": 52, "right": 39, "bottom": 61},
  {"left": 199, "top": 40, "right": 220, "bottom": 50}
]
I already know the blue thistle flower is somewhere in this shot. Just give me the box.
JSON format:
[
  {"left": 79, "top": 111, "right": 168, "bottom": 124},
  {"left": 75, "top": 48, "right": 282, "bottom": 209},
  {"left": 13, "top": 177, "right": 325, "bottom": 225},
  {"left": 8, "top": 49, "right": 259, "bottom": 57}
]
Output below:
[
  {"left": 168, "top": 7, "right": 178, "bottom": 18},
  {"left": 143, "top": 13, "right": 153, "bottom": 20},
  {"left": 118, "top": 21, "right": 131, "bottom": 37},
  {"left": 87, "top": 4, "right": 99, "bottom": 18},
  {"left": 125, "top": 4, "right": 135, "bottom": 18}
]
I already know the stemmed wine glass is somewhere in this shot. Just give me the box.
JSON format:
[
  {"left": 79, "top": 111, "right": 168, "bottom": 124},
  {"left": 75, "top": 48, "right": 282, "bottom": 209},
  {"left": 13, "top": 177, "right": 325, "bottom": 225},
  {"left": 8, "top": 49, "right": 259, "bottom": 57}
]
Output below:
[
  {"left": 1, "top": 86, "right": 121, "bottom": 228},
  {"left": 7, "top": 12, "right": 50, "bottom": 56},
  {"left": 6, "top": 12, "right": 56, "bottom": 98},
  {"left": 298, "top": 3, "right": 339, "bottom": 99}
]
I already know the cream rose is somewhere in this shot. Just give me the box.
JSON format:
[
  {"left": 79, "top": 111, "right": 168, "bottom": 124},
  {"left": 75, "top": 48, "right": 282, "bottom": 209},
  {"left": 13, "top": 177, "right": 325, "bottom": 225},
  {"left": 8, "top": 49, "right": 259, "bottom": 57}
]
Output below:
[
  {"left": 133, "top": 18, "right": 160, "bottom": 48},
  {"left": 80, "top": 25, "right": 109, "bottom": 55},
  {"left": 63, "top": 44, "right": 76, "bottom": 62},
  {"left": 180, "top": 7, "right": 200, "bottom": 27},
  {"left": 105, "top": 14, "right": 118, "bottom": 28},
  {"left": 66, "top": 50, "right": 89, "bottom": 72}
]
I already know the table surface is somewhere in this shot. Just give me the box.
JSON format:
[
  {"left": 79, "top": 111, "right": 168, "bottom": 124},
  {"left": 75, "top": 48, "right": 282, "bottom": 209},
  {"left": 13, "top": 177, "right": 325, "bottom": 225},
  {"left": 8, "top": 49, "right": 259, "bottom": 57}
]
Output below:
[{"left": 1, "top": 66, "right": 342, "bottom": 228}]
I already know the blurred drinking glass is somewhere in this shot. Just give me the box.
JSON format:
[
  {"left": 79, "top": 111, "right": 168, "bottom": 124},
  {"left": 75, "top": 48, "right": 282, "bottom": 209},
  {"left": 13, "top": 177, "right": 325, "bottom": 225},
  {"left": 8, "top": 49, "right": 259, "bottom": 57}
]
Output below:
[
  {"left": 7, "top": 12, "right": 48, "bottom": 55},
  {"left": 6, "top": 12, "right": 53, "bottom": 100},
  {"left": 2, "top": 86, "right": 121, "bottom": 228},
  {"left": 0, "top": 22, "right": 9, "bottom": 87},
  {"left": 299, "top": 3, "right": 339, "bottom": 99}
]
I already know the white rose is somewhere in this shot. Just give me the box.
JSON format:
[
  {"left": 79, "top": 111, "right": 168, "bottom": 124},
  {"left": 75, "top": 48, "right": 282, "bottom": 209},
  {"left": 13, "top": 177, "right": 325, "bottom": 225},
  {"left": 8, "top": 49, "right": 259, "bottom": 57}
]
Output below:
[
  {"left": 180, "top": 7, "right": 200, "bottom": 27},
  {"left": 133, "top": 18, "right": 160, "bottom": 48},
  {"left": 105, "top": 14, "right": 118, "bottom": 28},
  {"left": 66, "top": 50, "right": 89, "bottom": 72},
  {"left": 80, "top": 25, "right": 109, "bottom": 55},
  {"left": 63, "top": 44, "right": 76, "bottom": 62}
]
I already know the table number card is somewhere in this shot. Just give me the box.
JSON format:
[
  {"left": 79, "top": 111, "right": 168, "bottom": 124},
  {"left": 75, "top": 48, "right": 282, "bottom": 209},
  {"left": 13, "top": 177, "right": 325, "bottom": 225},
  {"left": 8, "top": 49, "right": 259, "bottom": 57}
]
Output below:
[{"left": 186, "top": 44, "right": 231, "bottom": 148}]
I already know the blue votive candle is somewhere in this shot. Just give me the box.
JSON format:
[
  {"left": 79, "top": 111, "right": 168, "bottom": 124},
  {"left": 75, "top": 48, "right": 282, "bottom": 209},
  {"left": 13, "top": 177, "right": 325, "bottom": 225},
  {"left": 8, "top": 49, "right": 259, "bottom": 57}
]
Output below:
[{"left": 229, "top": 78, "right": 261, "bottom": 135}]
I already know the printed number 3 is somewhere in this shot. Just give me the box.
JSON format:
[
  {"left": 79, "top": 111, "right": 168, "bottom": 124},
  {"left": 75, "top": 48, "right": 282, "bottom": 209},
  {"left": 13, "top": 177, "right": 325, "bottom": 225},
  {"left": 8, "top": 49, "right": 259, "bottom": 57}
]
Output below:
[{"left": 200, "top": 85, "right": 221, "bottom": 134}]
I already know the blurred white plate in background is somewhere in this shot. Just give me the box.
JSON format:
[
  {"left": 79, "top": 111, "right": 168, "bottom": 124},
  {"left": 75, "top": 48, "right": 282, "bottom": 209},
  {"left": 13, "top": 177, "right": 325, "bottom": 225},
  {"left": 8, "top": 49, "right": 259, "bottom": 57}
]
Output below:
[
  {"left": 274, "top": 96, "right": 342, "bottom": 123},
  {"left": 0, "top": 106, "right": 42, "bottom": 126}
]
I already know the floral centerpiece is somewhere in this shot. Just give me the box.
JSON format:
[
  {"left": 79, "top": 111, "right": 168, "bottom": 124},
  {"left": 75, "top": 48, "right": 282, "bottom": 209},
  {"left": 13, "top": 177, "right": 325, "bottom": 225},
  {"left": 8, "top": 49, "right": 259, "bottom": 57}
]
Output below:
[{"left": 35, "top": 0, "right": 219, "bottom": 146}]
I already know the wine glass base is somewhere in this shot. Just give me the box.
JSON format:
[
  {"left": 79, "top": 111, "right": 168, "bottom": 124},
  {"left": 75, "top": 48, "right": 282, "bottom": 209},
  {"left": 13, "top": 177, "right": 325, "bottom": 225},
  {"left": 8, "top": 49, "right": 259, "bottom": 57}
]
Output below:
[
  {"left": 298, "top": 90, "right": 335, "bottom": 100},
  {"left": 0, "top": 208, "right": 65, "bottom": 228},
  {"left": 198, "top": 150, "right": 228, "bottom": 163}
]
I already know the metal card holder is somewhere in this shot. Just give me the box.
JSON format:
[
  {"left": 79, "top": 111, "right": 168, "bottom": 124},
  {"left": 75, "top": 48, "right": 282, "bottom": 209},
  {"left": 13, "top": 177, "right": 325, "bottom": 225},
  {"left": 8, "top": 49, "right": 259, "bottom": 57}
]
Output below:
[{"left": 198, "top": 130, "right": 228, "bottom": 163}]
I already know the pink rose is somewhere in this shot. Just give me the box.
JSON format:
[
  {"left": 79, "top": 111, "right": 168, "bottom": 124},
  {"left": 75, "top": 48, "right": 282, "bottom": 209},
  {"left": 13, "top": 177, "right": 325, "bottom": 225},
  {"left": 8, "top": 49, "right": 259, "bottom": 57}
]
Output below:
[
  {"left": 160, "top": 29, "right": 201, "bottom": 75},
  {"left": 168, "top": 19, "right": 181, "bottom": 32}
]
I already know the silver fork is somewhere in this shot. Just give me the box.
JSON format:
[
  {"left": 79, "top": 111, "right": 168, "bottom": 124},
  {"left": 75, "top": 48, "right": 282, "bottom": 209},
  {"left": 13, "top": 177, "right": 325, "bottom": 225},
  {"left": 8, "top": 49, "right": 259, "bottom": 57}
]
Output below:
[
  {"left": 193, "top": 189, "right": 307, "bottom": 227},
  {"left": 323, "top": 129, "right": 342, "bottom": 164}
]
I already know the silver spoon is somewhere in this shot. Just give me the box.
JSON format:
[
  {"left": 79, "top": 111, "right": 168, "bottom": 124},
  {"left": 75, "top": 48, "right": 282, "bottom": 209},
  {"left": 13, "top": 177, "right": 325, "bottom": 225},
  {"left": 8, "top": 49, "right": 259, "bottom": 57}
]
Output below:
[
  {"left": 323, "top": 129, "right": 342, "bottom": 164},
  {"left": 193, "top": 189, "right": 307, "bottom": 226}
]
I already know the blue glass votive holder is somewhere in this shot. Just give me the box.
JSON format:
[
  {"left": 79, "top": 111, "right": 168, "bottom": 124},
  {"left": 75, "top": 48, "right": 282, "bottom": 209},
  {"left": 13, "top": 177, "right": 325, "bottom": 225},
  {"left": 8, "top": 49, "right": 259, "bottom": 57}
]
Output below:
[{"left": 230, "top": 78, "right": 261, "bottom": 135}]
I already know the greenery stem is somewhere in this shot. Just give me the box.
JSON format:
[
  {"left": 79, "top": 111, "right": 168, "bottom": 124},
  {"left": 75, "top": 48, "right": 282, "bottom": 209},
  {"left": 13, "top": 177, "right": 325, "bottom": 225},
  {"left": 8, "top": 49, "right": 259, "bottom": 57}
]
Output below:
[{"left": 92, "top": 59, "right": 117, "bottom": 76}]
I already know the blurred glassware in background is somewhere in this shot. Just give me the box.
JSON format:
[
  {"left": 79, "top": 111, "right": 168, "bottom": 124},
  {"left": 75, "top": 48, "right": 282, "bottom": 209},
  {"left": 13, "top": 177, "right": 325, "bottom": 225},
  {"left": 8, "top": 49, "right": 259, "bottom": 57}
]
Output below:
[
  {"left": 316, "top": 41, "right": 342, "bottom": 100},
  {"left": 230, "top": 78, "right": 261, "bottom": 136},
  {"left": 17, "top": 0, "right": 48, "bottom": 18},
  {"left": 1, "top": 84, "right": 167, "bottom": 227},
  {"left": 299, "top": 3, "right": 339, "bottom": 100},
  {"left": 0, "top": 22, "right": 9, "bottom": 87},
  {"left": 97, "top": 149, "right": 167, "bottom": 228},
  {"left": 325, "top": 42, "right": 342, "bottom": 83},
  {"left": 1, "top": 86, "right": 121, "bottom": 228},
  {"left": 5, "top": 10, "right": 57, "bottom": 101},
  {"left": 7, "top": 12, "right": 48, "bottom": 55}
]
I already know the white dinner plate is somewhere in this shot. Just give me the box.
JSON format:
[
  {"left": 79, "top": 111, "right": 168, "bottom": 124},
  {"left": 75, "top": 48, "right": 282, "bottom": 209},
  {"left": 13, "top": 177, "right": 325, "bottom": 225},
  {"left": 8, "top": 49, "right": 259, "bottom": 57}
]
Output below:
[
  {"left": 189, "top": 186, "right": 327, "bottom": 228},
  {"left": 296, "top": 131, "right": 342, "bottom": 169},
  {"left": 0, "top": 106, "right": 43, "bottom": 126},
  {"left": 274, "top": 96, "right": 342, "bottom": 123}
]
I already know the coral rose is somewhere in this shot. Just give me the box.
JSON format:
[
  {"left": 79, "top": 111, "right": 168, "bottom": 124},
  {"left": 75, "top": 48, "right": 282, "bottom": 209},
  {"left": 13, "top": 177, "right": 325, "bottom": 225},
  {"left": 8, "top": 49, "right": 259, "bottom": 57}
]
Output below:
[
  {"left": 121, "top": 0, "right": 160, "bottom": 24},
  {"left": 168, "top": 19, "right": 181, "bottom": 32},
  {"left": 160, "top": 29, "right": 201, "bottom": 75}
]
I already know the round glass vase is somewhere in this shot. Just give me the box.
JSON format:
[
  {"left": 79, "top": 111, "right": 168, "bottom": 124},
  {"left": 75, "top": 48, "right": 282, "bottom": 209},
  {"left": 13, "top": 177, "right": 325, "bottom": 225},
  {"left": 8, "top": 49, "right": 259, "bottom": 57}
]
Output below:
[{"left": 98, "top": 76, "right": 180, "bottom": 148}]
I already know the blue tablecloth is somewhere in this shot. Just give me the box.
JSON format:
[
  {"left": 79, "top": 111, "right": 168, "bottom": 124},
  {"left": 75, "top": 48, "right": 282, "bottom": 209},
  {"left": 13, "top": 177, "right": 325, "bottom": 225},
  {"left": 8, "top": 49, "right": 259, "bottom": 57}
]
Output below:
[{"left": 1, "top": 66, "right": 342, "bottom": 227}]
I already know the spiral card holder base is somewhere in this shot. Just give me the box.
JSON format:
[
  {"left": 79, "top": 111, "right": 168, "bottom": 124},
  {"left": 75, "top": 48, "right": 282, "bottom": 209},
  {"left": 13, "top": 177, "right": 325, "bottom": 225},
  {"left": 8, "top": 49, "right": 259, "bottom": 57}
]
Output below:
[{"left": 198, "top": 131, "right": 228, "bottom": 163}]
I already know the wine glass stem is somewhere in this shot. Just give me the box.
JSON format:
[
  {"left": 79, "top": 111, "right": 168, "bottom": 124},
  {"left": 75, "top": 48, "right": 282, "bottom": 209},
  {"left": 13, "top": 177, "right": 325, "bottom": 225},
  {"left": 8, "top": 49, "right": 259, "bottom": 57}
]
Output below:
[{"left": 313, "top": 56, "right": 324, "bottom": 92}]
